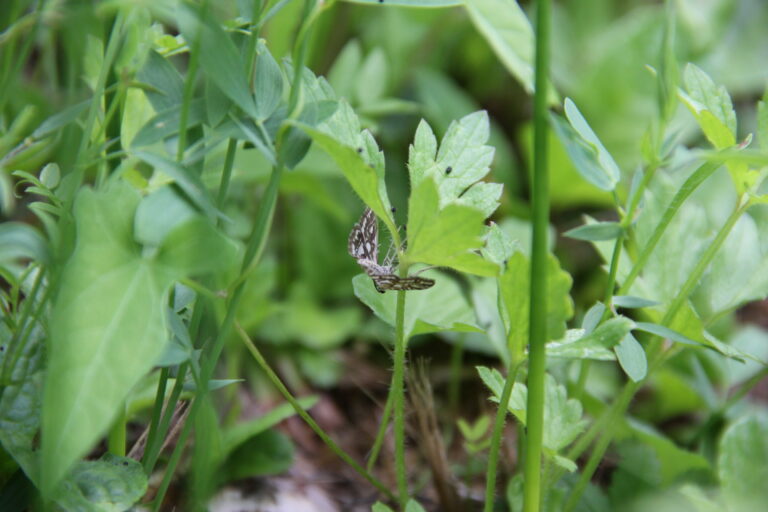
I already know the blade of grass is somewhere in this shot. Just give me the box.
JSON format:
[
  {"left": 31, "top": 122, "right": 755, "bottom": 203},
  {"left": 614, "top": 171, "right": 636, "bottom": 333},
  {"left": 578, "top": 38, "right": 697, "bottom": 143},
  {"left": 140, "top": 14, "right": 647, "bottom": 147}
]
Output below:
[
  {"left": 523, "top": 0, "right": 551, "bottom": 510},
  {"left": 236, "top": 323, "right": 396, "bottom": 501},
  {"left": 484, "top": 363, "right": 521, "bottom": 511}
]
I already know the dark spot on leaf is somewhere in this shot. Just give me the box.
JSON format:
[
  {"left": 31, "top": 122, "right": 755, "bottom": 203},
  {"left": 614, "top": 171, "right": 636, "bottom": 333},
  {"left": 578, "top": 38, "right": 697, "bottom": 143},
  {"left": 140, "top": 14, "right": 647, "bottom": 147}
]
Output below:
[
  {"left": 391, "top": 207, "right": 396, "bottom": 213},
  {"left": 123, "top": 461, "right": 129, "bottom": 466},
  {"left": 357, "top": 147, "right": 363, "bottom": 153},
  {"left": 445, "top": 166, "right": 452, "bottom": 175}
]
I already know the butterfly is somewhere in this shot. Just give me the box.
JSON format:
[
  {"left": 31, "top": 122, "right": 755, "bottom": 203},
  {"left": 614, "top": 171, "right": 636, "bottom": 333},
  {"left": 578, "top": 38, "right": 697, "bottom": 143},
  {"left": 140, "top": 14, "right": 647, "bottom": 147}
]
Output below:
[{"left": 348, "top": 208, "right": 435, "bottom": 293}]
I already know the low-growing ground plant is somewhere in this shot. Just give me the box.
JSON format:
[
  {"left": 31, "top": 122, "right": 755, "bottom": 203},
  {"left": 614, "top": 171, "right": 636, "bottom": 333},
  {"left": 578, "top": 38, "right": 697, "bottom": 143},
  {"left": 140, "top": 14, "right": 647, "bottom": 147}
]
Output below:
[{"left": 1, "top": 1, "right": 767, "bottom": 511}]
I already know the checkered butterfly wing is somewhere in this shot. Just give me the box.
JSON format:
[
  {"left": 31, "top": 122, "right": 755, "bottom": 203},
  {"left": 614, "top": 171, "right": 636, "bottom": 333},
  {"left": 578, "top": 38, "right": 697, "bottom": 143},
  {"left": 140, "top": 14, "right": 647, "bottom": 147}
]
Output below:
[{"left": 348, "top": 207, "right": 378, "bottom": 264}]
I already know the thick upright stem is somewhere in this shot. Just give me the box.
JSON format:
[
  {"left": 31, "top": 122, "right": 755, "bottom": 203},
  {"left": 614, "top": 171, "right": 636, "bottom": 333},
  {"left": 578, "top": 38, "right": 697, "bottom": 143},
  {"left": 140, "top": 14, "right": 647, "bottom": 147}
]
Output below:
[{"left": 523, "top": 0, "right": 552, "bottom": 510}]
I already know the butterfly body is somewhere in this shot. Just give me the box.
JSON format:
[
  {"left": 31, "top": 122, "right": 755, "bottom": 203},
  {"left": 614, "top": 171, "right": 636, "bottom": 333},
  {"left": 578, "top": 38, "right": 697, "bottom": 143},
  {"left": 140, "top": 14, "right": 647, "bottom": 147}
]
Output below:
[{"left": 348, "top": 208, "right": 435, "bottom": 292}]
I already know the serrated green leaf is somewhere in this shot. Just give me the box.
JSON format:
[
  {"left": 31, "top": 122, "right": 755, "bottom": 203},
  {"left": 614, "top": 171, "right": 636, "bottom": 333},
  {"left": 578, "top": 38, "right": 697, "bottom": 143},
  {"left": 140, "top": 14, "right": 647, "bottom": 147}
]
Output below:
[
  {"left": 482, "top": 221, "right": 517, "bottom": 266},
  {"left": 614, "top": 333, "right": 647, "bottom": 382},
  {"left": 476, "top": 366, "right": 527, "bottom": 423},
  {"left": 176, "top": 5, "right": 258, "bottom": 119},
  {"left": 352, "top": 271, "right": 481, "bottom": 339},
  {"left": 405, "top": 179, "right": 498, "bottom": 275},
  {"left": 548, "top": 317, "right": 634, "bottom": 361},
  {"left": 40, "top": 183, "right": 190, "bottom": 492},
  {"left": 719, "top": 413, "right": 768, "bottom": 512},
  {"left": 683, "top": 63, "right": 736, "bottom": 137},
  {"left": 501, "top": 251, "right": 573, "bottom": 358},
  {"left": 564, "top": 221, "right": 623, "bottom": 241},
  {"left": 407, "top": 111, "right": 499, "bottom": 215},
  {"left": 543, "top": 374, "right": 587, "bottom": 451},
  {"left": 465, "top": 0, "right": 535, "bottom": 94},
  {"left": 293, "top": 100, "right": 396, "bottom": 236}
]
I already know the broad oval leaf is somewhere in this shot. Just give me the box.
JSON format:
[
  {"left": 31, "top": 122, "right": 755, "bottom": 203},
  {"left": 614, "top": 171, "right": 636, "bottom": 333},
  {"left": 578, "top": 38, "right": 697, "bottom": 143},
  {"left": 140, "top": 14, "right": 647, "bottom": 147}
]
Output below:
[
  {"left": 41, "top": 183, "right": 176, "bottom": 492},
  {"left": 614, "top": 332, "right": 647, "bottom": 382}
]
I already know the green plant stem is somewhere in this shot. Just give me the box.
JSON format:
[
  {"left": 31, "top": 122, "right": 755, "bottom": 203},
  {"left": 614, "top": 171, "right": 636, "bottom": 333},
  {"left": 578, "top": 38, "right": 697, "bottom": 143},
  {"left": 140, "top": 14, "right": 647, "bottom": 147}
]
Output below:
[
  {"left": 618, "top": 160, "right": 720, "bottom": 295},
  {"left": 107, "top": 402, "right": 127, "bottom": 457},
  {"left": 71, "top": 11, "right": 125, "bottom": 193},
  {"left": 237, "top": 323, "right": 396, "bottom": 501},
  {"left": 393, "top": 287, "right": 409, "bottom": 507},
  {"left": 367, "top": 385, "right": 393, "bottom": 472},
  {"left": 523, "top": 0, "right": 551, "bottom": 510},
  {"left": 484, "top": 363, "right": 520, "bottom": 512},
  {"left": 216, "top": 139, "right": 238, "bottom": 208},
  {"left": 151, "top": 163, "right": 284, "bottom": 509},
  {"left": 143, "top": 364, "right": 189, "bottom": 474},
  {"left": 177, "top": 0, "right": 207, "bottom": 162},
  {"left": 142, "top": 368, "right": 169, "bottom": 471},
  {"left": 563, "top": 199, "right": 749, "bottom": 510}
]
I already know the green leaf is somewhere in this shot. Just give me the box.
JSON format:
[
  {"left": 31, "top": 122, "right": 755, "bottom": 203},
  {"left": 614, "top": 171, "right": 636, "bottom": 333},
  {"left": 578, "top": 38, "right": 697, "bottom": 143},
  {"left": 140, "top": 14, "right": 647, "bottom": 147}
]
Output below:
[
  {"left": 31, "top": 100, "right": 89, "bottom": 140},
  {"left": 758, "top": 87, "right": 768, "bottom": 150},
  {"left": 547, "top": 317, "right": 634, "bottom": 361},
  {"left": 133, "top": 186, "right": 197, "bottom": 248},
  {"left": 254, "top": 41, "right": 284, "bottom": 120},
  {"left": 221, "top": 430, "right": 294, "bottom": 481},
  {"left": 614, "top": 333, "right": 647, "bottom": 382},
  {"left": 682, "top": 63, "right": 737, "bottom": 140},
  {"left": 405, "top": 179, "right": 498, "bottom": 276},
  {"left": 176, "top": 5, "right": 258, "bottom": 119},
  {"left": 130, "top": 99, "right": 206, "bottom": 148},
  {"left": 611, "top": 295, "right": 660, "bottom": 309},
  {"left": 0, "top": 222, "right": 48, "bottom": 265},
  {"left": 41, "top": 183, "right": 176, "bottom": 492},
  {"left": 407, "top": 111, "right": 500, "bottom": 216},
  {"left": 482, "top": 221, "right": 517, "bottom": 266},
  {"left": 327, "top": 39, "right": 362, "bottom": 99},
  {"left": 476, "top": 366, "right": 527, "bottom": 423},
  {"left": 293, "top": 101, "right": 396, "bottom": 236},
  {"left": 0, "top": 321, "right": 44, "bottom": 481},
  {"left": 501, "top": 251, "right": 573, "bottom": 358},
  {"left": 542, "top": 374, "right": 587, "bottom": 451},
  {"left": 52, "top": 454, "right": 147, "bottom": 512},
  {"left": 371, "top": 502, "right": 395, "bottom": 512},
  {"left": 465, "top": 0, "right": 535, "bottom": 94},
  {"left": 552, "top": 99, "right": 621, "bottom": 191},
  {"left": 352, "top": 270, "right": 482, "bottom": 339},
  {"left": 564, "top": 221, "right": 623, "bottom": 241},
  {"left": 634, "top": 322, "right": 700, "bottom": 347},
  {"left": 719, "top": 413, "right": 768, "bottom": 512},
  {"left": 344, "top": 0, "right": 462, "bottom": 6},
  {"left": 136, "top": 50, "right": 184, "bottom": 112},
  {"left": 355, "top": 47, "right": 387, "bottom": 105},
  {"left": 405, "top": 499, "right": 427, "bottom": 512},
  {"left": 133, "top": 150, "right": 218, "bottom": 220},
  {"left": 222, "top": 396, "right": 318, "bottom": 455}
]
